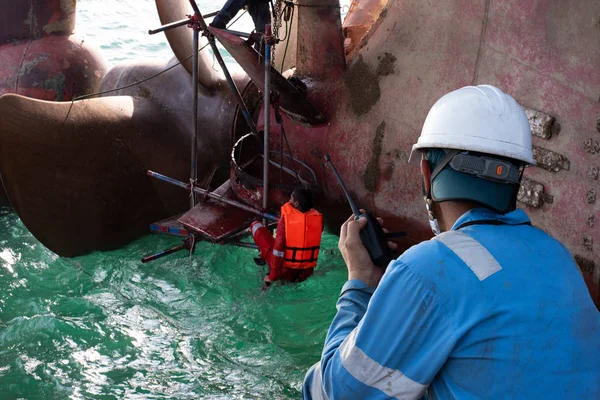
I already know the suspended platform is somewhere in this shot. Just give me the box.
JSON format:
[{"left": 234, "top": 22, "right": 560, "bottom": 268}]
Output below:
[
  {"left": 142, "top": 0, "right": 320, "bottom": 264},
  {"left": 142, "top": 177, "right": 263, "bottom": 263},
  {"left": 177, "top": 180, "right": 256, "bottom": 242}
]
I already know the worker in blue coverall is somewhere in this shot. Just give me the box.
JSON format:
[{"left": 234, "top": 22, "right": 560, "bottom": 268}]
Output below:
[
  {"left": 303, "top": 85, "right": 600, "bottom": 399},
  {"left": 210, "top": 0, "right": 270, "bottom": 34}
]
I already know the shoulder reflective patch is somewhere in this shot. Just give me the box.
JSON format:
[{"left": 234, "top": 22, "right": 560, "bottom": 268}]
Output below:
[
  {"left": 434, "top": 230, "right": 502, "bottom": 281},
  {"left": 340, "top": 328, "right": 428, "bottom": 399},
  {"left": 307, "top": 362, "right": 329, "bottom": 400}
]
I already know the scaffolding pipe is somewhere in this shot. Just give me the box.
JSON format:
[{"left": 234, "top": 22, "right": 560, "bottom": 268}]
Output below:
[
  {"left": 149, "top": 18, "right": 190, "bottom": 35},
  {"left": 148, "top": 11, "right": 219, "bottom": 35},
  {"left": 146, "top": 170, "right": 279, "bottom": 221},
  {"left": 142, "top": 243, "right": 186, "bottom": 263},
  {"left": 226, "top": 242, "right": 259, "bottom": 250},
  {"left": 262, "top": 24, "right": 272, "bottom": 225},
  {"left": 190, "top": 26, "right": 200, "bottom": 208},
  {"left": 222, "top": 29, "right": 251, "bottom": 38},
  {"left": 188, "top": 0, "right": 259, "bottom": 136}
]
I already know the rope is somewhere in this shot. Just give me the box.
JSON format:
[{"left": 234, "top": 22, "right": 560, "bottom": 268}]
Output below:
[
  {"left": 277, "top": 3, "right": 291, "bottom": 42},
  {"left": 72, "top": 261, "right": 94, "bottom": 278},
  {"left": 61, "top": 43, "right": 210, "bottom": 124},
  {"left": 62, "top": 12, "right": 248, "bottom": 123},
  {"left": 189, "top": 178, "right": 197, "bottom": 206},
  {"left": 227, "top": 9, "right": 247, "bottom": 28},
  {"left": 209, "top": 10, "right": 249, "bottom": 70},
  {"left": 279, "top": 2, "right": 294, "bottom": 71},
  {"left": 279, "top": 121, "right": 302, "bottom": 184}
]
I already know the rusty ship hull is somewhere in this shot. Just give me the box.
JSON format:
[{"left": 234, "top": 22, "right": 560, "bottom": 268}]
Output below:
[{"left": 0, "top": 0, "right": 598, "bottom": 303}]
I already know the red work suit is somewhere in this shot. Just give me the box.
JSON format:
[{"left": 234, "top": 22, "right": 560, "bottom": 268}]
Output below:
[{"left": 250, "top": 203, "right": 322, "bottom": 282}]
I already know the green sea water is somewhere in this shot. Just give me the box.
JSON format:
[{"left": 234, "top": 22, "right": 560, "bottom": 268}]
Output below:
[
  {"left": 1, "top": 0, "right": 353, "bottom": 398},
  {"left": 0, "top": 205, "right": 348, "bottom": 399}
]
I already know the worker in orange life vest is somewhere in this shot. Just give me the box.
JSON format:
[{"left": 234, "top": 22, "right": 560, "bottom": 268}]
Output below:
[{"left": 249, "top": 187, "right": 323, "bottom": 285}]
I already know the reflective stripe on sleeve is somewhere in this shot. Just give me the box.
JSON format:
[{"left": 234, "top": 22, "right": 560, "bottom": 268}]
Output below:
[
  {"left": 307, "top": 362, "right": 329, "bottom": 400},
  {"left": 251, "top": 223, "right": 264, "bottom": 236},
  {"left": 339, "top": 329, "right": 428, "bottom": 399},
  {"left": 273, "top": 249, "right": 284, "bottom": 258},
  {"left": 434, "top": 230, "right": 502, "bottom": 281}
]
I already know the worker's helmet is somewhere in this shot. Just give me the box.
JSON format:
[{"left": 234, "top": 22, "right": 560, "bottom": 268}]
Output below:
[{"left": 409, "top": 85, "right": 534, "bottom": 213}]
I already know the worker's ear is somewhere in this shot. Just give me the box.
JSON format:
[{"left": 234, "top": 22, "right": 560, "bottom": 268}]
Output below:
[{"left": 420, "top": 158, "right": 432, "bottom": 193}]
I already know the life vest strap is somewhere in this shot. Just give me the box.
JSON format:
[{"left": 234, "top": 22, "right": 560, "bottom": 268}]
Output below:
[{"left": 284, "top": 245, "right": 320, "bottom": 263}]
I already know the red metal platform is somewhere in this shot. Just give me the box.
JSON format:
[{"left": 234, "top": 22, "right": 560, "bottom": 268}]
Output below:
[{"left": 177, "top": 180, "right": 257, "bottom": 242}]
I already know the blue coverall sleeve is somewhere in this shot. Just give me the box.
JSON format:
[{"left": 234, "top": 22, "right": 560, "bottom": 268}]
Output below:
[{"left": 303, "top": 260, "right": 457, "bottom": 399}]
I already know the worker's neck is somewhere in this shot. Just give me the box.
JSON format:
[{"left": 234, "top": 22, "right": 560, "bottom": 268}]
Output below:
[{"left": 435, "top": 201, "right": 480, "bottom": 232}]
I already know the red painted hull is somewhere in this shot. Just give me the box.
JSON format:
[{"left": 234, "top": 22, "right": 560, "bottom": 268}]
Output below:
[
  {"left": 0, "top": 0, "right": 76, "bottom": 42},
  {"left": 0, "top": 0, "right": 107, "bottom": 203},
  {"left": 0, "top": 35, "right": 107, "bottom": 101},
  {"left": 254, "top": 0, "right": 600, "bottom": 304}
]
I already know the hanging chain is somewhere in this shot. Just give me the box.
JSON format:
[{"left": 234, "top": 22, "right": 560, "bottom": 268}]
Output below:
[{"left": 271, "top": 0, "right": 284, "bottom": 67}]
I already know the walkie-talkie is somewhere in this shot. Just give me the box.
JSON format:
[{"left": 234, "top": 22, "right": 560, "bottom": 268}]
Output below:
[{"left": 324, "top": 154, "right": 395, "bottom": 268}]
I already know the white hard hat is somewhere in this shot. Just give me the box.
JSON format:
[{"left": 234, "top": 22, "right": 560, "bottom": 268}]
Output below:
[{"left": 409, "top": 85, "right": 535, "bottom": 166}]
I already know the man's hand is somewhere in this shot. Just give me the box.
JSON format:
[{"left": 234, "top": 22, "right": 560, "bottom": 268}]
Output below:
[
  {"left": 262, "top": 274, "right": 273, "bottom": 291},
  {"left": 248, "top": 32, "right": 277, "bottom": 47},
  {"left": 248, "top": 32, "right": 263, "bottom": 46},
  {"left": 338, "top": 212, "right": 397, "bottom": 288}
]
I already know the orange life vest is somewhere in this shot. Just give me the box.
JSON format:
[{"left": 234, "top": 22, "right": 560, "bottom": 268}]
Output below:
[{"left": 280, "top": 202, "right": 323, "bottom": 269}]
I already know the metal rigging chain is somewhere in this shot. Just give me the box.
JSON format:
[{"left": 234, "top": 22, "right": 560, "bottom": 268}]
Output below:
[{"left": 271, "top": 0, "right": 283, "bottom": 67}]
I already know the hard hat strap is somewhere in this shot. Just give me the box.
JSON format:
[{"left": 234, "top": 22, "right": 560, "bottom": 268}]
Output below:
[
  {"left": 429, "top": 150, "right": 460, "bottom": 182},
  {"left": 430, "top": 150, "right": 521, "bottom": 185},
  {"left": 450, "top": 153, "right": 521, "bottom": 184}
]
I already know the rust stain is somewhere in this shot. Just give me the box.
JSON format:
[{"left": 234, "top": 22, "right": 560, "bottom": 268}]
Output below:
[
  {"left": 586, "top": 189, "right": 597, "bottom": 204},
  {"left": 297, "top": 43, "right": 309, "bottom": 68},
  {"left": 44, "top": 0, "right": 77, "bottom": 34},
  {"left": 43, "top": 20, "right": 71, "bottom": 35},
  {"left": 376, "top": 52, "right": 397, "bottom": 76},
  {"left": 345, "top": 55, "right": 380, "bottom": 115},
  {"left": 383, "top": 161, "right": 395, "bottom": 180},
  {"left": 541, "top": 193, "right": 554, "bottom": 204},
  {"left": 24, "top": 1, "right": 39, "bottom": 39},
  {"left": 138, "top": 86, "right": 152, "bottom": 99},
  {"left": 584, "top": 138, "right": 600, "bottom": 154},
  {"left": 61, "top": 0, "right": 77, "bottom": 12},
  {"left": 574, "top": 254, "right": 595, "bottom": 275},
  {"left": 14, "top": 40, "right": 34, "bottom": 92},
  {"left": 20, "top": 54, "right": 50, "bottom": 75},
  {"left": 43, "top": 73, "right": 66, "bottom": 101},
  {"left": 583, "top": 236, "right": 594, "bottom": 252},
  {"left": 362, "top": 121, "right": 385, "bottom": 192},
  {"left": 386, "top": 148, "right": 408, "bottom": 162},
  {"left": 345, "top": 52, "right": 397, "bottom": 116}
]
